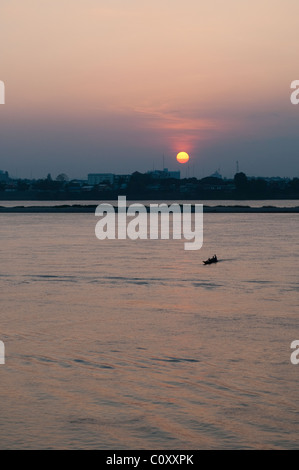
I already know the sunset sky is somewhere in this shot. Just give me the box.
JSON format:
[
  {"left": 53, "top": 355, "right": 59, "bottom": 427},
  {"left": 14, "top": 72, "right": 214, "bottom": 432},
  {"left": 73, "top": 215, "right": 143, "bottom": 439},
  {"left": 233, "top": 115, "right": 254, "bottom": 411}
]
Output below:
[{"left": 0, "top": 0, "right": 299, "bottom": 178}]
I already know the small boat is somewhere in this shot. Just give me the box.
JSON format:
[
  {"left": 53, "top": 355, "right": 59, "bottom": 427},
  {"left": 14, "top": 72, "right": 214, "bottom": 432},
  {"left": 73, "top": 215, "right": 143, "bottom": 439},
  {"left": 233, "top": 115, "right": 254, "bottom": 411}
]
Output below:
[{"left": 203, "top": 255, "right": 218, "bottom": 265}]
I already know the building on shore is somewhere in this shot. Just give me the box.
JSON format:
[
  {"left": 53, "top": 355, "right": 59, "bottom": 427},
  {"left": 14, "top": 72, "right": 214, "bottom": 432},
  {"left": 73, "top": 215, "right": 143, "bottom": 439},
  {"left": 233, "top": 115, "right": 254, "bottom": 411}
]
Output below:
[
  {"left": 147, "top": 168, "right": 180, "bottom": 180},
  {"left": 88, "top": 173, "right": 114, "bottom": 185},
  {"left": 0, "top": 170, "right": 9, "bottom": 183}
]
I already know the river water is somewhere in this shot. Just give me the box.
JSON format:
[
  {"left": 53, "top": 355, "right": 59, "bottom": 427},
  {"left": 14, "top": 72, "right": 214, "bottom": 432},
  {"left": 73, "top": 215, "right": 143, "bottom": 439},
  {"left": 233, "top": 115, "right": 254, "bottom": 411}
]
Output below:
[{"left": 0, "top": 212, "right": 298, "bottom": 449}]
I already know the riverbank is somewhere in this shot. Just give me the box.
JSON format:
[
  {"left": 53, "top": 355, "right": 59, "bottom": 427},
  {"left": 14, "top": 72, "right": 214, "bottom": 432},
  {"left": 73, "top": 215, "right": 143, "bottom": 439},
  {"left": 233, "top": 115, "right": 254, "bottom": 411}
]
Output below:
[{"left": 0, "top": 204, "right": 299, "bottom": 213}]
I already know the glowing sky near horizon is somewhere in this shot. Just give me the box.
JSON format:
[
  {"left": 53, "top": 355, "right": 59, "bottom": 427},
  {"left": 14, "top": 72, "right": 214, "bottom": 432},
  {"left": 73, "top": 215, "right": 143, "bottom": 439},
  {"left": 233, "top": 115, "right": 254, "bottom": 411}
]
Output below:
[{"left": 0, "top": 0, "right": 299, "bottom": 178}]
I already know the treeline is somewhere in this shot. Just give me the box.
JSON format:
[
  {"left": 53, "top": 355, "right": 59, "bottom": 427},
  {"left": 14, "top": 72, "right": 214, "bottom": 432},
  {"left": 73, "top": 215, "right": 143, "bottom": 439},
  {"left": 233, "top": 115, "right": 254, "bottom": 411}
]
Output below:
[
  {"left": 1, "top": 172, "right": 299, "bottom": 200},
  {"left": 233, "top": 173, "right": 299, "bottom": 198}
]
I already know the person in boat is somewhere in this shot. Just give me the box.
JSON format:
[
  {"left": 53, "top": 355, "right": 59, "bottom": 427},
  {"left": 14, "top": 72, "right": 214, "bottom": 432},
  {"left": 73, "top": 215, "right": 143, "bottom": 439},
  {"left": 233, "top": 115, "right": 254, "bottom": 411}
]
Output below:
[{"left": 205, "top": 254, "right": 217, "bottom": 263}]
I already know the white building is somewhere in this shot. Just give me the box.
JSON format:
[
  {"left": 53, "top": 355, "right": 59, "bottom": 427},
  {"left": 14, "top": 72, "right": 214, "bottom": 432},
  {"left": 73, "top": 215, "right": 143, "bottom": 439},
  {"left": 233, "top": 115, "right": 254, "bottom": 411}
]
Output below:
[
  {"left": 0, "top": 170, "right": 9, "bottom": 183},
  {"left": 88, "top": 173, "right": 114, "bottom": 185},
  {"left": 147, "top": 168, "right": 180, "bottom": 180}
]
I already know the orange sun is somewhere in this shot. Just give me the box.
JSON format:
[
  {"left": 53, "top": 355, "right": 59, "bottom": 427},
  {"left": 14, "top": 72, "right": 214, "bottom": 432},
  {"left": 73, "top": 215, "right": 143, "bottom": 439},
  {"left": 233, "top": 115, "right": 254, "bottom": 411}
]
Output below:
[{"left": 176, "top": 151, "right": 190, "bottom": 164}]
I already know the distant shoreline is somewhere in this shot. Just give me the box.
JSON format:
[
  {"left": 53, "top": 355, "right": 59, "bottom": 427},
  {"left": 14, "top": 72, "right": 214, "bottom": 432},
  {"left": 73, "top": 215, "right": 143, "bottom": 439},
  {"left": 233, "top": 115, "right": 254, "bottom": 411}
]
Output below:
[{"left": 0, "top": 205, "right": 299, "bottom": 213}]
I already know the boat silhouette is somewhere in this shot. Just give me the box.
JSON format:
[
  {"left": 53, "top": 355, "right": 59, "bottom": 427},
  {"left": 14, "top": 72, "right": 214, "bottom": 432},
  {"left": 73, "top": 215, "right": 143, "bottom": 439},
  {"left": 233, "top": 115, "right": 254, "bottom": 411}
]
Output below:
[{"left": 203, "top": 255, "right": 218, "bottom": 265}]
